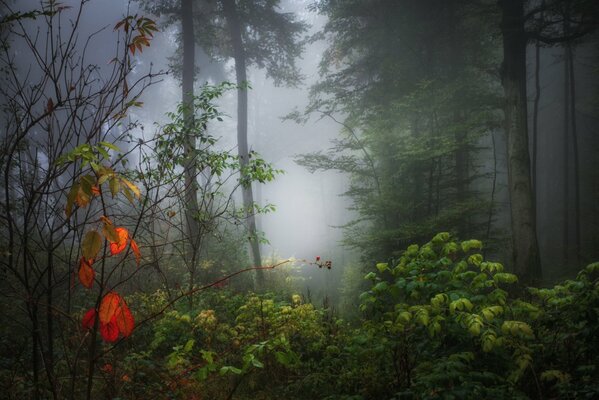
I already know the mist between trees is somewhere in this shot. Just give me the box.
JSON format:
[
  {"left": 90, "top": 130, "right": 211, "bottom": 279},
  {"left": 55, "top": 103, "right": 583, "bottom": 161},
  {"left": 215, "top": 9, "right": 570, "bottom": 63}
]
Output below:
[{"left": 1, "top": 0, "right": 598, "bottom": 398}]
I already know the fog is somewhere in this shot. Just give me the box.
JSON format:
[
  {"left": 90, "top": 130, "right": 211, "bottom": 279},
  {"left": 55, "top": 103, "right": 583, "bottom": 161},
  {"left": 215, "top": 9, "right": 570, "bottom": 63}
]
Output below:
[
  {"left": 2, "top": 0, "right": 599, "bottom": 398},
  {"left": 128, "top": 0, "right": 353, "bottom": 282}
]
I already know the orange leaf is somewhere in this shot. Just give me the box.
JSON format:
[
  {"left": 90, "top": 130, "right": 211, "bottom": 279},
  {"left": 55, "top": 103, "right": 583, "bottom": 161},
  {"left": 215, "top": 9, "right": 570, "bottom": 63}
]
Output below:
[
  {"left": 74, "top": 186, "right": 91, "bottom": 208},
  {"left": 109, "top": 227, "right": 129, "bottom": 255},
  {"left": 91, "top": 185, "right": 101, "bottom": 196},
  {"left": 78, "top": 257, "right": 95, "bottom": 289},
  {"left": 130, "top": 239, "right": 141, "bottom": 265},
  {"left": 82, "top": 308, "right": 96, "bottom": 330},
  {"left": 114, "top": 302, "right": 134, "bottom": 337},
  {"left": 100, "top": 316, "right": 119, "bottom": 342},
  {"left": 99, "top": 292, "right": 121, "bottom": 324}
]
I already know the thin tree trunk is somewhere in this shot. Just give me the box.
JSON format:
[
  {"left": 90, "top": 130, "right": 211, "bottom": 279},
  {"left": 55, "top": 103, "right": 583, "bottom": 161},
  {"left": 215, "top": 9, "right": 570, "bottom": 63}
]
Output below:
[
  {"left": 499, "top": 0, "right": 542, "bottom": 283},
  {"left": 31, "top": 304, "right": 40, "bottom": 400},
  {"left": 223, "top": 0, "right": 264, "bottom": 286},
  {"left": 46, "top": 242, "right": 57, "bottom": 398},
  {"left": 182, "top": 0, "right": 200, "bottom": 307},
  {"left": 486, "top": 130, "right": 498, "bottom": 243},
  {"left": 532, "top": 40, "right": 540, "bottom": 198}
]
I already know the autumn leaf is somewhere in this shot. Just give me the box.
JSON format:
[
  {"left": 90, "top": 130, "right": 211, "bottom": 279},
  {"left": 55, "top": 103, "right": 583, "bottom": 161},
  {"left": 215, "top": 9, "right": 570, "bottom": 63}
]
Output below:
[
  {"left": 82, "top": 308, "right": 97, "bottom": 330},
  {"left": 130, "top": 239, "right": 141, "bottom": 265},
  {"left": 114, "top": 302, "right": 134, "bottom": 337},
  {"left": 109, "top": 177, "right": 120, "bottom": 198},
  {"left": 109, "top": 227, "right": 129, "bottom": 255},
  {"left": 81, "top": 231, "right": 103, "bottom": 260},
  {"left": 121, "top": 178, "right": 140, "bottom": 200},
  {"left": 100, "top": 316, "right": 119, "bottom": 342},
  {"left": 46, "top": 98, "right": 54, "bottom": 113},
  {"left": 65, "top": 183, "right": 79, "bottom": 218},
  {"left": 78, "top": 257, "right": 95, "bottom": 289},
  {"left": 99, "top": 292, "right": 121, "bottom": 324},
  {"left": 102, "top": 219, "right": 120, "bottom": 243},
  {"left": 100, "top": 363, "right": 113, "bottom": 374}
]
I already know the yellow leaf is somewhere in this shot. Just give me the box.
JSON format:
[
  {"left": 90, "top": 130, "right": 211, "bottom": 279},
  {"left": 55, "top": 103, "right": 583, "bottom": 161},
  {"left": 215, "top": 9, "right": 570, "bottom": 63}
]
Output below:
[
  {"left": 120, "top": 178, "right": 140, "bottom": 199},
  {"left": 81, "top": 231, "right": 103, "bottom": 260},
  {"left": 109, "top": 177, "right": 120, "bottom": 198},
  {"left": 102, "top": 220, "right": 120, "bottom": 243}
]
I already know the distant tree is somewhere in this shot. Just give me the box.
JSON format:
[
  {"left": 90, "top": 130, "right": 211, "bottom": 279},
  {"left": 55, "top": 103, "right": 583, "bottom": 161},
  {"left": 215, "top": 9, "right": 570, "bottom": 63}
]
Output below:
[
  {"left": 140, "top": 0, "right": 307, "bottom": 287},
  {"left": 498, "top": 0, "right": 598, "bottom": 282},
  {"left": 294, "top": 0, "right": 501, "bottom": 262},
  {"left": 180, "top": 0, "right": 202, "bottom": 306}
]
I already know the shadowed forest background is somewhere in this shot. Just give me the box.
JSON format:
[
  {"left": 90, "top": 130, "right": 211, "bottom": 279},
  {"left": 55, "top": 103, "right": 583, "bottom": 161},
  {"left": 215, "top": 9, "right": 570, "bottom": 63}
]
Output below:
[{"left": 1, "top": 0, "right": 599, "bottom": 399}]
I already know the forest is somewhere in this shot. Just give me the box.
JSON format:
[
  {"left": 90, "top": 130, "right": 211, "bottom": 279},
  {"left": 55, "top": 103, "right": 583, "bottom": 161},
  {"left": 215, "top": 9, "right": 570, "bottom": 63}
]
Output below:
[{"left": 1, "top": 0, "right": 598, "bottom": 399}]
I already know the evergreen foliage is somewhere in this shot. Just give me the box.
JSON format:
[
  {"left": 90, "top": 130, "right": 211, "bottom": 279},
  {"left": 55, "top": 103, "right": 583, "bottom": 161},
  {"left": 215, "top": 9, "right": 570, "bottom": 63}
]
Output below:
[{"left": 294, "top": 0, "right": 503, "bottom": 261}]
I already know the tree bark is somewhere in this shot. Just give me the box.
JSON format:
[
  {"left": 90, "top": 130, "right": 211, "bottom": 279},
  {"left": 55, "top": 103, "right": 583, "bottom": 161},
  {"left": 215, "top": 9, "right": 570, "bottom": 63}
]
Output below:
[
  {"left": 223, "top": 0, "right": 264, "bottom": 286},
  {"left": 568, "top": 42, "right": 580, "bottom": 266},
  {"left": 563, "top": 43, "right": 570, "bottom": 266},
  {"left": 499, "top": 0, "right": 542, "bottom": 283},
  {"left": 532, "top": 39, "right": 540, "bottom": 199},
  {"left": 182, "top": 0, "right": 201, "bottom": 307}
]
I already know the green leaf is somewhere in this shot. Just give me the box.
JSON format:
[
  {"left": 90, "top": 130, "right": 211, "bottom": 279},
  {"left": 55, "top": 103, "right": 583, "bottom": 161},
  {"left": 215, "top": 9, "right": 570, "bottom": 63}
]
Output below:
[
  {"left": 461, "top": 240, "right": 483, "bottom": 252},
  {"left": 183, "top": 339, "right": 194, "bottom": 353},
  {"left": 372, "top": 281, "right": 389, "bottom": 293},
  {"left": 364, "top": 272, "right": 377, "bottom": 281},
  {"left": 220, "top": 366, "right": 242, "bottom": 375},
  {"left": 481, "top": 306, "right": 503, "bottom": 321},
  {"left": 493, "top": 273, "right": 518, "bottom": 284},
  {"left": 376, "top": 263, "right": 389, "bottom": 273},
  {"left": 467, "top": 254, "right": 483, "bottom": 267},
  {"left": 251, "top": 357, "right": 264, "bottom": 369}
]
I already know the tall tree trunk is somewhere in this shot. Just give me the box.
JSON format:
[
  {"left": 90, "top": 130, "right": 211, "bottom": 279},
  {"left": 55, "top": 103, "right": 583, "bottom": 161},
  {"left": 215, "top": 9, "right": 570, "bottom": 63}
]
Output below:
[
  {"left": 182, "top": 0, "right": 200, "bottom": 307},
  {"left": 562, "top": 44, "right": 570, "bottom": 266},
  {"left": 532, "top": 40, "right": 540, "bottom": 199},
  {"left": 223, "top": 0, "right": 264, "bottom": 286},
  {"left": 532, "top": 0, "right": 545, "bottom": 202},
  {"left": 567, "top": 40, "right": 580, "bottom": 266},
  {"left": 499, "top": 0, "right": 542, "bottom": 283}
]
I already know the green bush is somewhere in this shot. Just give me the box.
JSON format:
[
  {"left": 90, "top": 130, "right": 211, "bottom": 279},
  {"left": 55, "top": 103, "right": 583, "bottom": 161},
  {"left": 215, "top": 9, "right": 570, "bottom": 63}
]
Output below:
[{"left": 103, "top": 234, "right": 599, "bottom": 399}]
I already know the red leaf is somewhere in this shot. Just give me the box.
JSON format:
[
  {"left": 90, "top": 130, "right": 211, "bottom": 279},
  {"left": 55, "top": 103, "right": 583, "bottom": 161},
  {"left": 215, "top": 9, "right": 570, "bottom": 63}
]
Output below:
[
  {"left": 78, "top": 257, "right": 95, "bottom": 289},
  {"left": 100, "top": 316, "right": 119, "bottom": 342},
  {"left": 100, "top": 363, "right": 113, "bottom": 374},
  {"left": 115, "top": 302, "right": 134, "bottom": 337},
  {"left": 130, "top": 239, "right": 141, "bottom": 265},
  {"left": 109, "top": 227, "right": 129, "bottom": 255},
  {"left": 99, "top": 292, "right": 121, "bottom": 324},
  {"left": 82, "top": 308, "right": 96, "bottom": 330}
]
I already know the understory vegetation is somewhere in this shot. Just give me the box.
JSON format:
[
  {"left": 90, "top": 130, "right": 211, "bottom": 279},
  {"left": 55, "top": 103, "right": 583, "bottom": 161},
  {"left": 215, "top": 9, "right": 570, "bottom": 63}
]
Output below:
[{"left": 6, "top": 234, "right": 598, "bottom": 399}]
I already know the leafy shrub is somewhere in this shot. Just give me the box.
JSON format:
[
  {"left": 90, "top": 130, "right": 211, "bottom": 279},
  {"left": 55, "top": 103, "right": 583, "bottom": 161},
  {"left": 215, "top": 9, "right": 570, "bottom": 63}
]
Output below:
[
  {"left": 358, "top": 232, "right": 536, "bottom": 398},
  {"left": 107, "top": 234, "right": 599, "bottom": 400}
]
